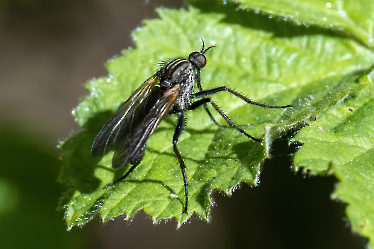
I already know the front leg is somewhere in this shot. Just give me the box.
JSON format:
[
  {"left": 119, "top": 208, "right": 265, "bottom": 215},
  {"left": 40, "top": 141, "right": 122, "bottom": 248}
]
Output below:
[
  {"left": 195, "top": 70, "right": 226, "bottom": 129},
  {"left": 191, "top": 86, "right": 292, "bottom": 109}
]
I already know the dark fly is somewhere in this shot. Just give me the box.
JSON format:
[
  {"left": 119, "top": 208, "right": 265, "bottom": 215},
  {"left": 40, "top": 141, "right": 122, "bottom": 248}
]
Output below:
[{"left": 92, "top": 40, "right": 292, "bottom": 213}]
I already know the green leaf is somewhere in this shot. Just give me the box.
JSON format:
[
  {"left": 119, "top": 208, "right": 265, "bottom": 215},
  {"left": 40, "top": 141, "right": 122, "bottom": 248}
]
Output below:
[
  {"left": 293, "top": 73, "right": 374, "bottom": 243},
  {"left": 60, "top": 0, "right": 374, "bottom": 232},
  {"left": 234, "top": 0, "right": 374, "bottom": 48}
]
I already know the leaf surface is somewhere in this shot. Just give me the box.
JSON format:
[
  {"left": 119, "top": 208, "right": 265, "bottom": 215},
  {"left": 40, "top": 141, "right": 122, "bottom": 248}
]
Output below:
[
  {"left": 293, "top": 74, "right": 374, "bottom": 243},
  {"left": 60, "top": 1, "right": 374, "bottom": 231},
  {"left": 235, "top": 0, "right": 374, "bottom": 48}
]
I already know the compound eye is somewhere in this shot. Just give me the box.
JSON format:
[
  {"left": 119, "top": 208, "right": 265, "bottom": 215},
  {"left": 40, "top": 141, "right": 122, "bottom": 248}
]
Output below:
[
  {"left": 189, "top": 52, "right": 207, "bottom": 68},
  {"left": 196, "top": 54, "right": 206, "bottom": 67}
]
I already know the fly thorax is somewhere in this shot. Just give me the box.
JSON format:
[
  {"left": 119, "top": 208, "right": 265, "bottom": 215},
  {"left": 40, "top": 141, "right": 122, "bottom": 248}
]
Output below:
[
  {"left": 173, "top": 67, "right": 195, "bottom": 111},
  {"left": 171, "top": 63, "right": 190, "bottom": 82},
  {"left": 159, "top": 60, "right": 184, "bottom": 88}
]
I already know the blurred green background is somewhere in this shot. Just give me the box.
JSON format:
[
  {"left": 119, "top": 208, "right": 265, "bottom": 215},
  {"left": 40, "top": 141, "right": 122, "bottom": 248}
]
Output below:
[{"left": 0, "top": 0, "right": 369, "bottom": 248}]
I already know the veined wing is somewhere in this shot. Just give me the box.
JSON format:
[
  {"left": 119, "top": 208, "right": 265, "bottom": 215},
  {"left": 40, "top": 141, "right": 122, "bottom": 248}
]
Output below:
[
  {"left": 92, "top": 75, "right": 160, "bottom": 157},
  {"left": 112, "top": 84, "right": 182, "bottom": 169}
]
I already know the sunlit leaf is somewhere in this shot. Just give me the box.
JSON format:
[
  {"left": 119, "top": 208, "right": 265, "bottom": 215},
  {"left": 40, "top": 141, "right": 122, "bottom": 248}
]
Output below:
[{"left": 59, "top": 0, "right": 374, "bottom": 234}]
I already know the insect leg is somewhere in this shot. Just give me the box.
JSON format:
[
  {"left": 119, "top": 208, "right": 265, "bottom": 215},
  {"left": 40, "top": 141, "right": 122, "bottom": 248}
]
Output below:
[
  {"left": 195, "top": 70, "right": 226, "bottom": 129},
  {"left": 191, "top": 86, "right": 292, "bottom": 109},
  {"left": 105, "top": 163, "right": 139, "bottom": 187},
  {"left": 188, "top": 98, "right": 262, "bottom": 142},
  {"left": 173, "top": 111, "right": 189, "bottom": 213}
]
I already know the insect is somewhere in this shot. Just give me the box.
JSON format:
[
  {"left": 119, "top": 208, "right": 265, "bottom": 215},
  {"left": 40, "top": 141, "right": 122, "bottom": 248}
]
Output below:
[{"left": 92, "top": 39, "right": 292, "bottom": 213}]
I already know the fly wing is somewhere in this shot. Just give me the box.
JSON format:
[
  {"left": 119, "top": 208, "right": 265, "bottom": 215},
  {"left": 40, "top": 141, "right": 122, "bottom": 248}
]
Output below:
[
  {"left": 92, "top": 75, "right": 160, "bottom": 157},
  {"left": 111, "top": 84, "right": 182, "bottom": 169}
]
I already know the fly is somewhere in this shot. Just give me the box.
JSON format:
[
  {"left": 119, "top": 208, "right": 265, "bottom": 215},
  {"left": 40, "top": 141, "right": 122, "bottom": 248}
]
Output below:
[{"left": 91, "top": 39, "right": 292, "bottom": 213}]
